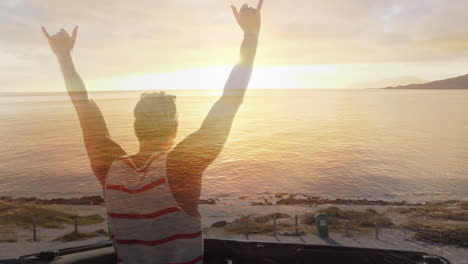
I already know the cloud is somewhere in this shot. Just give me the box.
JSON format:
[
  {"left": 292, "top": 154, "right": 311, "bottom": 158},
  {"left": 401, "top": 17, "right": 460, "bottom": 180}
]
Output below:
[
  {"left": 0, "top": 0, "right": 241, "bottom": 88},
  {"left": 266, "top": 0, "right": 468, "bottom": 63},
  {"left": 2, "top": 0, "right": 468, "bottom": 91}
]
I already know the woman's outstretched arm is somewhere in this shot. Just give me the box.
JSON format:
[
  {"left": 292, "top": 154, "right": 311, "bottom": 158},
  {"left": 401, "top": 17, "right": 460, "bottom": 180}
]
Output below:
[
  {"left": 168, "top": 0, "right": 263, "bottom": 216},
  {"left": 42, "top": 26, "right": 124, "bottom": 187},
  {"left": 192, "top": 0, "right": 263, "bottom": 156}
]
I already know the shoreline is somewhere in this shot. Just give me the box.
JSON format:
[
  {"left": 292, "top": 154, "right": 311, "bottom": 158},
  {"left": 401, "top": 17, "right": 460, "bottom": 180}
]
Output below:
[{"left": 0, "top": 193, "right": 434, "bottom": 207}]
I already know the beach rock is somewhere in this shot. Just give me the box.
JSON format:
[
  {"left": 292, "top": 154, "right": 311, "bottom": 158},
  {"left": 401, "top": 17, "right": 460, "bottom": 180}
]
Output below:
[
  {"left": 0, "top": 196, "right": 106, "bottom": 206},
  {"left": 276, "top": 196, "right": 416, "bottom": 206},
  {"left": 42, "top": 198, "right": 92, "bottom": 205},
  {"left": 199, "top": 198, "right": 217, "bottom": 205},
  {"left": 251, "top": 201, "right": 274, "bottom": 206},
  {"left": 16, "top": 197, "right": 37, "bottom": 203},
  {"left": 274, "top": 193, "right": 288, "bottom": 198},
  {"left": 211, "top": 220, "right": 228, "bottom": 228},
  {"left": 81, "top": 196, "right": 104, "bottom": 205},
  {"left": 0, "top": 195, "right": 419, "bottom": 207},
  {"left": 251, "top": 197, "right": 273, "bottom": 206},
  {"left": 69, "top": 198, "right": 94, "bottom": 205},
  {"left": 0, "top": 196, "right": 13, "bottom": 202}
]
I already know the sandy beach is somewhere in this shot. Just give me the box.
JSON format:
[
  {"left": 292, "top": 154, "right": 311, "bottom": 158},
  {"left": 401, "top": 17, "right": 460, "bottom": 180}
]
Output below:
[{"left": 1, "top": 196, "right": 466, "bottom": 263}]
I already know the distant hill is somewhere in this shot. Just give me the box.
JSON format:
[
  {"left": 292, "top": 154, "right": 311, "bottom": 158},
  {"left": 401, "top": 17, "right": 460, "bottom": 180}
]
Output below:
[
  {"left": 381, "top": 74, "right": 468, "bottom": 89},
  {"left": 349, "top": 76, "right": 426, "bottom": 89}
]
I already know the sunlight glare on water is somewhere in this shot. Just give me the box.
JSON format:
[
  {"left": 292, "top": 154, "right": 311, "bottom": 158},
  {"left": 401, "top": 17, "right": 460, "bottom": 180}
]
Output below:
[{"left": 0, "top": 89, "right": 467, "bottom": 202}]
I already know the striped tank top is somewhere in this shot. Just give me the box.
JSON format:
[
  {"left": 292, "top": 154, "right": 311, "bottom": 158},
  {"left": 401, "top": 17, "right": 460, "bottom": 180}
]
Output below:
[{"left": 104, "top": 151, "right": 203, "bottom": 264}]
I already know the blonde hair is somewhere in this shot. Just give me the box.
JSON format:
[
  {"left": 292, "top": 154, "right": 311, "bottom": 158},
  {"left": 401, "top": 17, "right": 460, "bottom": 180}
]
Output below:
[{"left": 134, "top": 91, "right": 178, "bottom": 142}]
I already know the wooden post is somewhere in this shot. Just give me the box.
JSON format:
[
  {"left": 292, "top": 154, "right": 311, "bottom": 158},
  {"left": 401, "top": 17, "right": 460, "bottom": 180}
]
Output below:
[
  {"left": 245, "top": 216, "right": 249, "bottom": 240},
  {"left": 374, "top": 222, "right": 379, "bottom": 240},
  {"left": 439, "top": 230, "right": 443, "bottom": 257},
  {"left": 32, "top": 218, "right": 37, "bottom": 242},
  {"left": 345, "top": 220, "right": 350, "bottom": 237},
  {"left": 273, "top": 215, "right": 277, "bottom": 237},
  {"left": 74, "top": 217, "right": 78, "bottom": 235},
  {"left": 295, "top": 215, "right": 299, "bottom": 236}
]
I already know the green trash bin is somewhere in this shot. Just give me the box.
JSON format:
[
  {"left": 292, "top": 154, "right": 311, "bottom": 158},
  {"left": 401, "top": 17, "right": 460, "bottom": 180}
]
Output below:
[{"left": 315, "top": 213, "right": 329, "bottom": 238}]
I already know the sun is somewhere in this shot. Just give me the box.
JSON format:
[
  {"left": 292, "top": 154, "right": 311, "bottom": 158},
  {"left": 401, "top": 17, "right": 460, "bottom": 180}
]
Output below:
[{"left": 89, "top": 64, "right": 341, "bottom": 91}]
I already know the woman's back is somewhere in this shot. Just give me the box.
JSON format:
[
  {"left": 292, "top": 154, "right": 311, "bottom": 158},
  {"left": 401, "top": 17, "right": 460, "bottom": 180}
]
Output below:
[{"left": 104, "top": 151, "right": 203, "bottom": 264}]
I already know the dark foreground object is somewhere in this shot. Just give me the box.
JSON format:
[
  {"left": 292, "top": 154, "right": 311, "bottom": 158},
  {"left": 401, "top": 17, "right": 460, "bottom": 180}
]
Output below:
[{"left": 1, "top": 239, "right": 450, "bottom": 264}]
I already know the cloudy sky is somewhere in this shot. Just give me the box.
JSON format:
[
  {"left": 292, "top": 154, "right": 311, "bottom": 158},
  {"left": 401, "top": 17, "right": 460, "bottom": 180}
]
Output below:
[{"left": 2, "top": 0, "right": 468, "bottom": 92}]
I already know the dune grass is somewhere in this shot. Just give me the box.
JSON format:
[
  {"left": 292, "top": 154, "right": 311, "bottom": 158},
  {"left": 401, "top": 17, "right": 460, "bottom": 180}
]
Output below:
[
  {"left": 0, "top": 200, "right": 104, "bottom": 228},
  {"left": 459, "top": 200, "right": 468, "bottom": 210},
  {"left": 0, "top": 237, "right": 17, "bottom": 243},
  {"left": 0, "top": 228, "right": 17, "bottom": 243},
  {"left": 406, "top": 221, "right": 468, "bottom": 247},
  {"left": 253, "top": 213, "right": 290, "bottom": 224},
  {"left": 224, "top": 208, "right": 393, "bottom": 235},
  {"left": 393, "top": 200, "right": 468, "bottom": 221},
  {"left": 392, "top": 201, "right": 468, "bottom": 247},
  {"left": 224, "top": 215, "right": 294, "bottom": 235},
  {"left": 300, "top": 207, "right": 393, "bottom": 231}
]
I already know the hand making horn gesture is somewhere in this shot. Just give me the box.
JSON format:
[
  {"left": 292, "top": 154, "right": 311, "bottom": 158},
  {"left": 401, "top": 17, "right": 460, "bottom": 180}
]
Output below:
[
  {"left": 41, "top": 26, "right": 79, "bottom": 57},
  {"left": 231, "top": 0, "right": 263, "bottom": 36}
]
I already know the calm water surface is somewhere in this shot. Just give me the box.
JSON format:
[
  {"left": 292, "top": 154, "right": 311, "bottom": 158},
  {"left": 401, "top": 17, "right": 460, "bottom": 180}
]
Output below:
[{"left": 0, "top": 89, "right": 467, "bottom": 202}]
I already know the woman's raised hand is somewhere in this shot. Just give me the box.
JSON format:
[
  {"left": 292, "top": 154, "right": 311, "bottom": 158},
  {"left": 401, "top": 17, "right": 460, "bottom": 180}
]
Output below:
[
  {"left": 41, "top": 26, "right": 78, "bottom": 57},
  {"left": 231, "top": 0, "right": 263, "bottom": 36}
]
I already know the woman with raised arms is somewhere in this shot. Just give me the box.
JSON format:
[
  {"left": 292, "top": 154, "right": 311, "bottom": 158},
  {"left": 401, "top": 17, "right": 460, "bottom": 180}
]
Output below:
[{"left": 41, "top": 1, "right": 263, "bottom": 263}]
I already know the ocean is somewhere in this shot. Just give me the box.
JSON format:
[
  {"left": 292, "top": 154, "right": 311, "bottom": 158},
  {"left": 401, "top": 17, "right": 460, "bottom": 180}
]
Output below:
[{"left": 1, "top": 89, "right": 467, "bottom": 202}]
